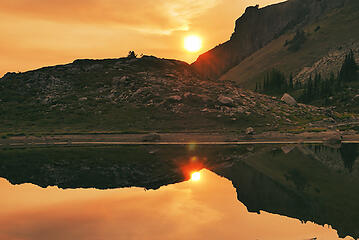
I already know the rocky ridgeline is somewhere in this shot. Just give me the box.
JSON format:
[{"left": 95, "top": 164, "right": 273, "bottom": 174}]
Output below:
[
  {"left": 0, "top": 56, "right": 351, "bottom": 132},
  {"left": 192, "top": 0, "right": 350, "bottom": 80},
  {"left": 294, "top": 41, "right": 359, "bottom": 83}
]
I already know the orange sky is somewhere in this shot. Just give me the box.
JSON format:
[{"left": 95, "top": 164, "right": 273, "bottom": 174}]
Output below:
[{"left": 0, "top": 0, "right": 285, "bottom": 77}]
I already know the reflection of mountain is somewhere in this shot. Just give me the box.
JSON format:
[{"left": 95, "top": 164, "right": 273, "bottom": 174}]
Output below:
[
  {"left": 214, "top": 144, "right": 359, "bottom": 239},
  {"left": 296, "top": 144, "right": 359, "bottom": 173},
  {"left": 215, "top": 160, "right": 318, "bottom": 216},
  {"left": 0, "top": 144, "right": 358, "bottom": 238},
  {"left": 0, "top": 145, "right": 234, "bottom": 190}
]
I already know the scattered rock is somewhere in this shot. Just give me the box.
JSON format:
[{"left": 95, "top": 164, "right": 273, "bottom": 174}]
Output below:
[
  {"left": 218, "top": 96, "right": 234, "bottom": 106},
  {"left": 281, "top": 93, "right": 297, "bottom": 106},
  {"left": 167, "top": 95, "right": 182, "bottom": 101},
  {"left": 0, "top": 54, "right": 345, "bottom": 133}
]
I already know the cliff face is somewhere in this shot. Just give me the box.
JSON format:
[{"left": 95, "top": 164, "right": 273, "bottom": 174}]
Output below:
[{"left": 192, "top": 0, "right": 348, "bottom": 80}]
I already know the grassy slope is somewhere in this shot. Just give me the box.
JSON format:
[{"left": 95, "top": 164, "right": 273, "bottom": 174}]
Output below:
[{"left": 220, "top": 1, "right": 359, "bottom": 89}]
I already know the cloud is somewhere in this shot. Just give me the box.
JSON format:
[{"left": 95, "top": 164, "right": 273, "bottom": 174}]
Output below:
[{"left": 0, "top": 0, "right": 219, "bottom": 33}]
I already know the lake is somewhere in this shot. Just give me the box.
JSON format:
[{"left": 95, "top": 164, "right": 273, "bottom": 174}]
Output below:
[{"left": 0, "top": 143, "right": 358, "bottom": 240}]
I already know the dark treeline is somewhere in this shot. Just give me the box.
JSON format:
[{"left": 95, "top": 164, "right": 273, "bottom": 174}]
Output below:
[
  {"left": 256, "top": 50, "right": 358, "bottom": 104},
  {"left": 256, "top": 69, "right": 297, "bottom": 93}
]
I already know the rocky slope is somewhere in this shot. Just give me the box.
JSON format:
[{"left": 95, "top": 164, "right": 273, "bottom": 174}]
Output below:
[
  {"left": 294, "top": 42, "right": 359, "bottom": 83},
  {"left": 0, "top": 55, "right": 349, "bottom": 134},
  {"left": 193, "top": 0, "right": 356, "bottom": 83}
]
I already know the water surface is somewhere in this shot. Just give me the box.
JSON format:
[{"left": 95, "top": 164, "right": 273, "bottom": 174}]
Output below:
[{"left": 0, "top": 144, "right": 358, "bottom": 240}]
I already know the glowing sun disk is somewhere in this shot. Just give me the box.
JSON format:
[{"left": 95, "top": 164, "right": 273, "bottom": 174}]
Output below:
[
  {"left": 191, "top": 172, "right": 201, "bottom": 181},
  {"left": 184, "top": 35, "right": 202, "bottom": 52}
]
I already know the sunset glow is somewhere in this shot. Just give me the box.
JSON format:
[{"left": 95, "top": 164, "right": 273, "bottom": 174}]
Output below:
[
  {"left": 191, "top": 172, "right": 201, "bottom": 181},
  {"left": 0, "top": 0, "right": 286, "bottom": 76},
  {"left": 184, "top": 35, "right": 202, "bottom": 52}
]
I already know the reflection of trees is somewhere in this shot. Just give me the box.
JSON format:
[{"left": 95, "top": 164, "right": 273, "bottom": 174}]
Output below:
[{"left": 340, "top": 144, "right": 359, "bottom": 172}]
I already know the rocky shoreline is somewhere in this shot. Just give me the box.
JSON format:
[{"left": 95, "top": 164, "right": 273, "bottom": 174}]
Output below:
[{"left": 1, "top": 130, "right": 358, "bottom": 148}]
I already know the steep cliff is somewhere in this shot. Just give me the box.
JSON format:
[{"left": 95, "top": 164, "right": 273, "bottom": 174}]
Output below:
[{"left": 192, "top": 0, "right": 349, "bottom": 80}]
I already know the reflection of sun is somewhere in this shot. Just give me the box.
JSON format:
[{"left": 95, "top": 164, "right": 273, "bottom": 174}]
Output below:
[
  {"left": 191, "top": 172, "right": 201, "bottom": 181},
  {"left": 184, "top": 35, "right": 202, "bottom": 52}
]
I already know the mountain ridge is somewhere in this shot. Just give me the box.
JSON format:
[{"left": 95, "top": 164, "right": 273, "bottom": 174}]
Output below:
[{"left": 192, "top": 0, "right": 353, "bottom": 81}]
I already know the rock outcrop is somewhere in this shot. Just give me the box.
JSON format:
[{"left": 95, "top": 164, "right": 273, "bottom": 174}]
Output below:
[{"left": 294, "top": 42, "right": 359, "bottom": 83}]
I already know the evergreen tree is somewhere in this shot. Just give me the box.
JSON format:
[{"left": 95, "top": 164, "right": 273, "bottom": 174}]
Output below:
[
  {"left": 339, "top": 50, "right": 358, "bottom": 83},
  {"left": 306, "top": 76, "right": 313, "bottom": 101},
  {"left": 289, "top": 73, "right": 294, "bottom": 90},
  {"left": 313, "top": 73, "right": 321, "bottom": 97},
  {"left": 262, "top": 69, "right": 287, "bottom": 93}
]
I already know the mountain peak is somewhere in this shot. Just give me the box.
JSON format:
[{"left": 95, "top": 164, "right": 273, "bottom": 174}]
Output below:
[{"left": 192, "top": 0, "right": 350, "bottom": 80}]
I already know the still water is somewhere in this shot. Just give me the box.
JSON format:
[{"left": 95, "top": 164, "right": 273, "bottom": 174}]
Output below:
[{"left": 0, "top": 144, "right": 358, "bottom": 240}]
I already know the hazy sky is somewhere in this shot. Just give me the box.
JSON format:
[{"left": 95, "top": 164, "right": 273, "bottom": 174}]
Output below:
[{"left": 0, "top": 0, "right": 285, "bottom": 76}]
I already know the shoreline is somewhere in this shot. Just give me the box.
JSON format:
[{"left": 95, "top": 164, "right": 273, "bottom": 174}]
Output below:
[{"left": 1, "top": 131, "right": 358, "bottom": 148}]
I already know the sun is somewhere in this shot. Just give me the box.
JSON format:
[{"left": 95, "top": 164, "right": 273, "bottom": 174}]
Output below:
[
  {"left": 184, "top": 35, "right": 202, "bottom": 52},
  {"left": 191, "top": 172, "right": 201, "bottom": 181}
]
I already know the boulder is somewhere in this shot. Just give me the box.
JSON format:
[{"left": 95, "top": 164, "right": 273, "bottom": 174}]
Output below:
[
  {"left": 218, "top": 96, "right": 234, "bottom": 106},
  {"left": 281, "top": 93, "right": 297, "bottom": 106}
]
